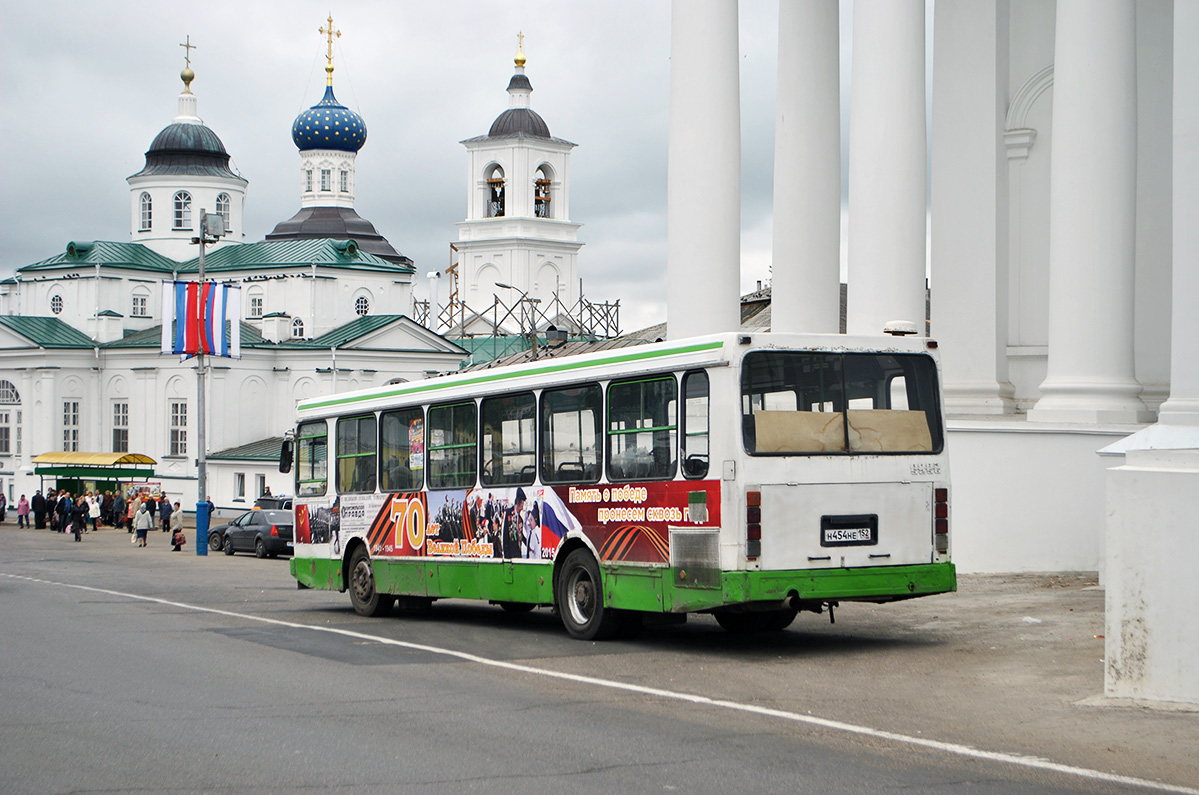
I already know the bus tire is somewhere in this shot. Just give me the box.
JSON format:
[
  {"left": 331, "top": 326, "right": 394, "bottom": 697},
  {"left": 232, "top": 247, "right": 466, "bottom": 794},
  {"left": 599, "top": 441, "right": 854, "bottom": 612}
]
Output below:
[
  {"left": 764, "top": 607, "right": 799, "bottom": 631},
  {"left": 348, "top": 547, "right": 395, "bottom": 617},
  {"left": 557, "top": 549, "right": 622, "bottom": 640},
  {"left": 714, "top": 610, "right": 773, "bottom": 633}
]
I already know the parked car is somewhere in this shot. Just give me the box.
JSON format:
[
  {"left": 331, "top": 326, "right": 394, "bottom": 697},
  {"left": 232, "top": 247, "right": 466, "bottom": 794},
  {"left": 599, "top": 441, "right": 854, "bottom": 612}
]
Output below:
[
  {"left": 211, "top": 509, "right": 294, "bottom": 558},
  {"left": 253, "top": 495, "right": 293, "bottom": 511}
]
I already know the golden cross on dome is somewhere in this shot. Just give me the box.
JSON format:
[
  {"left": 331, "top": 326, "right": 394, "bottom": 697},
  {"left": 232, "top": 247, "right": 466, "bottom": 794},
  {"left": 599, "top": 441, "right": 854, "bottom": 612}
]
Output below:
[
  {"left": 179, "top": 35, "right": 196, "bottom": 68},
  {"left": 320, "top": 15, "right": 341, "bottom": 85},
  {"left": 515, "top": 31, "right": 526, "bottom": 67}
]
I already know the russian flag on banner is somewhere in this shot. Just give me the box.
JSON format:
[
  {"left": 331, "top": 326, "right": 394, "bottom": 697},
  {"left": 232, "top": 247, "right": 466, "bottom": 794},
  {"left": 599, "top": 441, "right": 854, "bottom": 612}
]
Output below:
[{"left": 160, "top": 281, "right": 241, "bottom": 358}]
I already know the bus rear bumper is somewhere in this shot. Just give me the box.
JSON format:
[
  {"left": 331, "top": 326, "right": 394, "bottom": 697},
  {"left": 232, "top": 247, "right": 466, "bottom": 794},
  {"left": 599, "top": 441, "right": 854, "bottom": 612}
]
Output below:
[{"left": 606, "top": 561, "right": 957, "bottom": 613}]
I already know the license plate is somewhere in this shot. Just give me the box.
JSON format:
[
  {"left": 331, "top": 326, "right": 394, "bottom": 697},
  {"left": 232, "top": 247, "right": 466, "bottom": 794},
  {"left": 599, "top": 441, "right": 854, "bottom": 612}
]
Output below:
[
  {"left": 820, "top": 514, "right": 878, "bottom": 547},
  {"left": 286, "top": 541, "right": 294, "bottom": 547}
]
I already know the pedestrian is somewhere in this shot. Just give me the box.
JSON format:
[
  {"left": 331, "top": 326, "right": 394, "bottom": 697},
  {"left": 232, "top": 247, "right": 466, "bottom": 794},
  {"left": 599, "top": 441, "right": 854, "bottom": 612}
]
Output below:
[
  {"left": 127, "top": 494, "right": 139, "bottom": 537},
  {"left": 112, "top": 490, "right": 125, "bottom": 531},
  {"left": 0, "top": 492, "right": 7, "bottom": 522},
  {"left": 160, "top": 494, "right": 172, "bottom": 533},
  {"left": 101, "top": 491, "right": 114, "bottom": 526},
  {"left": 32, "top": 490, "right": 46, "bottom": 529},
  {"left": 170, "top": 503, "right": 185, "bottom": 551},
  {"left": 146, "top": 494, "right": 157, "bottom": 526},
  {"left": 70, "top": 496, "right": 87, "bottom": 542},
  {"left": 133, "top": 502, "right": 152, "bottom": 547},
  {"left": 17, "top": 494, "right": 30, "bottom": 528},
  {"left": 54, "top": 491, "right": 71, "bottom": 533},
  {"left": 87, "top": 492, "right": 101, "bottom": 532}
]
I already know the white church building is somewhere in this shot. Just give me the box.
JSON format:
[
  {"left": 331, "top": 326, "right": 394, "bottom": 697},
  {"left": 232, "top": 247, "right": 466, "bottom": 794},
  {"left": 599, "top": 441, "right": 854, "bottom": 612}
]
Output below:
[{"left": 0, "top": 52, "right": 465, "bottom": 509}]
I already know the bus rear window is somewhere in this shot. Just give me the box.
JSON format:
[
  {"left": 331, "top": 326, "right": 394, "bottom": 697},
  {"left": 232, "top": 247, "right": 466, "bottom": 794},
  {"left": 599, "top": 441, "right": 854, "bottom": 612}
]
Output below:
[{"left": 741, "top": 351, "right": 943, "bottom": 455}]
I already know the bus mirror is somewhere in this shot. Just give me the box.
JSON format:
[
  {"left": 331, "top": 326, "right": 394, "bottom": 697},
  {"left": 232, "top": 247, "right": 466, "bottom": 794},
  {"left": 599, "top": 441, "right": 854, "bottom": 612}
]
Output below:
[{"left": 279, "top": 439, "right": 293, "bottom": 474}]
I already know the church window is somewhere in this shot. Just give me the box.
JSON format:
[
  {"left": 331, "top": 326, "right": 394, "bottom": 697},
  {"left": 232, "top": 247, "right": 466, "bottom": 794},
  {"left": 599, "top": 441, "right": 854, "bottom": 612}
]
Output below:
[
  {"left": 340, "top": 170, "right": 349, "bottom": 192},
  {"left": 50, "top": 295, "right": 63, "bottom": 315},
  {"left": 170, "top": 400, "right": 187, "bottom": 456},
  {"left": 216, "top": 193, "right": 231, "bottom": 228},
  {"left": 306, "top": 169, "right": 314, "bottom": 192},
  {"left": 139, "top": 193, "right": 152, "bottom": 231},
  {"left": 292, "top": 318, "right": 305, "bottom": 338},
  {"left": 248, "top": 287, "right": 264, "bottom": 319},
  {"left": 534, "top": 166, "right": 552, "bottom": 219},
  {"left": 0, "top": 381, "right": 18, "bottom": 404},
  {"left": 173, "top": 191, "right": 192, "bottom": 230},
  {"left": 131, "top": 288, "right": 150, "bottom": 318},
  {"left": 486, "top": 166, "right": 505, "bottom": 218},
  {"left": 355, "top": 296, "right": 370, "bottom": 316},
  {"left": 113, "top": 402, "right": 129, "bottom": 453},
  {"left": 63, "top": 401, "right": 80, "bottom": 452},
  {"left": 321, "top": 169, "right": 331, "bottom": 191},
  {"left": 0, "top": 412, "right": 9, "bottom": 455}
]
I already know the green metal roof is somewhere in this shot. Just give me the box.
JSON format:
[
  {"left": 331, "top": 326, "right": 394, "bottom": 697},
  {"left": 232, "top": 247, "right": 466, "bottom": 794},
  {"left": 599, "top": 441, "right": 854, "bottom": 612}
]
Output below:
[
  {"left": 19, "top": 241, "right": 179, "bottom": 274},
  {"left": 209, "top": 437, "right": 285, "bottom": 461},
  {"left": 177, "top": 239, "right": 414, "bottom": 274},
  {"left": 0, "top": 316, "right": 96, "bottom": 348}
]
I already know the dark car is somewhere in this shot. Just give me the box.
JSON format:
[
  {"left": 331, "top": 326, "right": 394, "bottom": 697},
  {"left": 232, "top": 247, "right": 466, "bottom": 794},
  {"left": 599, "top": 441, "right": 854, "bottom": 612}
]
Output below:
[
  {"left": 211, "top": 509, "right": 294, "bottom": 558},
  {"left": 253, "top": 495, "right": 293, "bottom": 511}
]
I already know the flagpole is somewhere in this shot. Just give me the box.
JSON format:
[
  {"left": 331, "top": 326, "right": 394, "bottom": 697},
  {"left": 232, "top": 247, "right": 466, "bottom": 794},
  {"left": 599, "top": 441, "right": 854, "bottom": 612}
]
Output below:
[{"left": 195, "top": 210, "right": 210, "bottom": 556}]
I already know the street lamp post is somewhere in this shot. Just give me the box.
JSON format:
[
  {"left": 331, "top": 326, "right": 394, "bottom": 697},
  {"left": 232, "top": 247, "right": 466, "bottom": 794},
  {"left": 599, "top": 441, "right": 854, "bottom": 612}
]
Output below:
[
  {"left": 191, "top": 209, "right": 224, "bottom": 555},
  {"left": 495, "top": 281, "right": 540, "bottom": 360}
]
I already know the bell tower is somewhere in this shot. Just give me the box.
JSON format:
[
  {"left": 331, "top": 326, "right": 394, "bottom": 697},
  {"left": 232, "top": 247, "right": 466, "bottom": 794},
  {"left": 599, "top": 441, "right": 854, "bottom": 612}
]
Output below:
[{"left": 454, "top": 37, "right": 583, "bottom": 319}]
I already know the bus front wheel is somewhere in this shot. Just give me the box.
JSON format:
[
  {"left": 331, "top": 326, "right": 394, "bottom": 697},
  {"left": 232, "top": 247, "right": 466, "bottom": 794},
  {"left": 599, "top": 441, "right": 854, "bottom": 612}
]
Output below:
[
  {"left": 348, "top": 547, "right": 395, "bottom": 617},
  {"left": 557, "top": 549, "right": 622, "bottom": 640}
]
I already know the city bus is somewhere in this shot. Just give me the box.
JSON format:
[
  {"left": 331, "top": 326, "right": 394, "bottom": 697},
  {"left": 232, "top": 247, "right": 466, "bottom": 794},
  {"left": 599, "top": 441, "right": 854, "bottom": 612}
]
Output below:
[{"left": 282, "top": 331, "right": 955, "bottom": 640}]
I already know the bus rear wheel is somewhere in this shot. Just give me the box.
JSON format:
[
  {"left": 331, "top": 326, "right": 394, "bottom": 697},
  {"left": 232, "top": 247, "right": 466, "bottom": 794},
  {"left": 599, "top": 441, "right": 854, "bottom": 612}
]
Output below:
[
  {"left": 714, "top": 607, "right": 796, "bottom": 633},
  {"left": 556, "top": 549, "right": 622, "bottom": 640},
  {"left": 348, "top": 547, "right": 395, "bottom": 617}
]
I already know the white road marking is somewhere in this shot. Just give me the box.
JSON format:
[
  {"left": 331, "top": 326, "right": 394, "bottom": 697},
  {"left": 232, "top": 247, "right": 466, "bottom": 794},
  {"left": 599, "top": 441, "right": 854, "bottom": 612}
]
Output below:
[{"left": 5, "top": 572, "right": 1193, "bottom": 794}]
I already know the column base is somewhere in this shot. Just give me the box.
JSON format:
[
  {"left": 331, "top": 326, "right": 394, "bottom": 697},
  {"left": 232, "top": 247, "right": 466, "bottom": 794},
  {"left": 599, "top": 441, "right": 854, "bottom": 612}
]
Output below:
[
  {"left": 1157, "top": 397, "right": 1199, "bottom": 427},
  {"left": 1028, "top": 383, "right": 1154, "bottom": 425},
  {"left": 942, "top": 381, "right": 1017, "bottom": 416}
]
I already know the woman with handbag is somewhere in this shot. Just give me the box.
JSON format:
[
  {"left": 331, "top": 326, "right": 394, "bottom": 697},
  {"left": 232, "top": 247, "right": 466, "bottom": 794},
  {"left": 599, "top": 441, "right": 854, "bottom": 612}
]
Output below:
[{"left": 170, "top": 503, "right": 186, "bottom": 551}]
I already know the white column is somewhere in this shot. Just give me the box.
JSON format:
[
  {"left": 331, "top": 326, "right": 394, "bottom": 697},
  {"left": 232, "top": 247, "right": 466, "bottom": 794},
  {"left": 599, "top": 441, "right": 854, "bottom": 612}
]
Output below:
[
  {"left": 1158, "top": 0, "right": 1199, "bottom": 426},
  {"left": 666, "top": 0, "right": 741, "bottom": 340},
  {"left": 771, "top": 0, "right": 840, "bottom": 334},
  {"left": 1029, "top": 0, "right": 1150, "bottom": 424},
  {"left": 847, "top": 0, "right": 927, "bottom": 336},
  {"left": 931, "top": 1, "right": 1014, "bottom": 413}
]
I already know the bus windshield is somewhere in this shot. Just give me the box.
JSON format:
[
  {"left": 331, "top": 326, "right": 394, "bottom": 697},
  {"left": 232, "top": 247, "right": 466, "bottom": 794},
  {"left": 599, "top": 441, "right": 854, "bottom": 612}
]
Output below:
[{"left": 741, "top": 351, "right": 943, "bottom": 455}]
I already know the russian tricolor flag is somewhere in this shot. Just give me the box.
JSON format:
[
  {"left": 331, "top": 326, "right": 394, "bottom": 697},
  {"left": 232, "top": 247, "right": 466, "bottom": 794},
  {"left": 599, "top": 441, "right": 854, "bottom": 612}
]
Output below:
[{"left": 160, "top": 281, "right": 241, "bottom": 358}]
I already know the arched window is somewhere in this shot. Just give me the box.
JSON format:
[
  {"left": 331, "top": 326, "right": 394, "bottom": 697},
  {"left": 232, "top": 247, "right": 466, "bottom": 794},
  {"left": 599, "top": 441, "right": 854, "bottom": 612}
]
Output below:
[
  {"left": 131, "top": 287, "right": 151, "bottom": 317},
  {"left": 139, "top": 193, "right": 152, "bottom": 231},
  {"left": 173, "top": 191, "right": 192, "bottom": 230},
  {"left": 0, "top": 380, "right": 19, "bottom": 404},
  {"left": 355, "top": 295, "right": 370, "bottom": 316},
  {"left": 50, "top": 295, "right": 63, "bottom": 315},
  {"left": 534, "top": 165, "right": 552, "bottom": 218},
  {"left": 216, "top": 193, "right": 231, "bottom": 229},
  {"left": 291, "top": 317, "right": 305, "bottom": 338},
  {"left": 486, "top": 165, "right": 505, "bottom": 218},
  {"left": 247, "top": 286, "right": 264, "bottom": 319}
]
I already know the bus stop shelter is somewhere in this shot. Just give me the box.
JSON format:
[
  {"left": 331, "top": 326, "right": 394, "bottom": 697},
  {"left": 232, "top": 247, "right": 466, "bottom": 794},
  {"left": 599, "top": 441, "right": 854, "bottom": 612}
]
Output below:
[{"left": 32, "top": 452, "right": 157, "bottom": 495}]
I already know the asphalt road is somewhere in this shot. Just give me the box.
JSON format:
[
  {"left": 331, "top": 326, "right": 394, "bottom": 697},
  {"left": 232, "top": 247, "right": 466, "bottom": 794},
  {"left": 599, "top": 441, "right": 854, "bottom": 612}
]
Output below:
[{"left": 1, "top": 526, "right": 1195, "bottom": 794}]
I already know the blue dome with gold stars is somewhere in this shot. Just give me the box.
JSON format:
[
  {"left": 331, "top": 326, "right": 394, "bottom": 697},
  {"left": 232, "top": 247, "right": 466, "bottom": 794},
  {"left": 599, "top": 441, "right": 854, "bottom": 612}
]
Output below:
[{"left": 291, "top": 85, "right": 367, "bottom": 153}]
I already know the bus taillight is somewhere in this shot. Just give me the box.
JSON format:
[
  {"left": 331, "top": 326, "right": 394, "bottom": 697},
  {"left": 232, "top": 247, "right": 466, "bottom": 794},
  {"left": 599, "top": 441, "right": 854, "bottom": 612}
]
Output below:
[
  {"left": 934, "top": 488, "right": 949, "bottom": 554},
  {"left": 747, "top": 490, "right": 762, "bottom": 559}
]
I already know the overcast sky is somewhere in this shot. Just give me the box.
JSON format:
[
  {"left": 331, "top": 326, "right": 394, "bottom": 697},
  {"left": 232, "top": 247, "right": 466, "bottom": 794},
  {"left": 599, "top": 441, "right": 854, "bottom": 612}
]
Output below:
[{"left": 0, "top": 1, "right": 861, "bottom": 332}]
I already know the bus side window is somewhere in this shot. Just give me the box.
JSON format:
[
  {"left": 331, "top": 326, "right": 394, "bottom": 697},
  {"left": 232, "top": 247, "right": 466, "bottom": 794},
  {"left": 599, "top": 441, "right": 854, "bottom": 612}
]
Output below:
[
  {"left": 481, "top": 392, "right": 536, "bottom": 487},
  {"left": 540, "top": 384, "right": 602, "bottom": 484},
  {"left": 296, "top": 421, "right": 328, "bottom": 496},
  {"left": 336, "top": 415, "right": 377, "bottom": 494},
  {"left": 607, "top": 376, "right": 677, "bottom": 481},
  {"left": 682, "top": 370, "right": 709, "bottom": 479},
  {"left": 428, "top": 401, "right": 478, "bottom": 489},
  {"left": 381, "top": 407, "right": 424, "bottom": 492}
]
